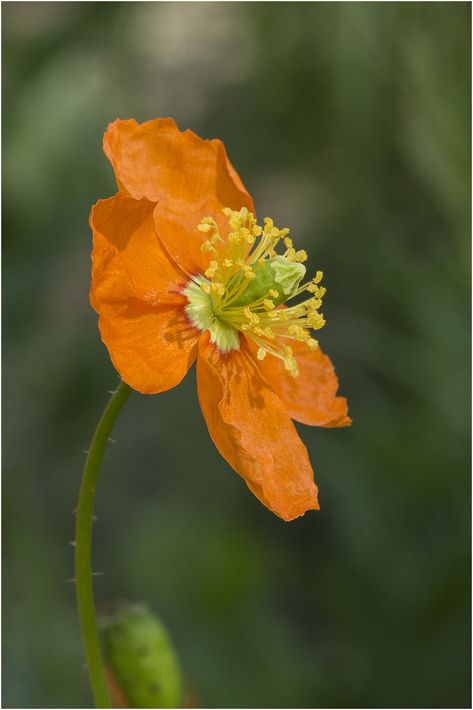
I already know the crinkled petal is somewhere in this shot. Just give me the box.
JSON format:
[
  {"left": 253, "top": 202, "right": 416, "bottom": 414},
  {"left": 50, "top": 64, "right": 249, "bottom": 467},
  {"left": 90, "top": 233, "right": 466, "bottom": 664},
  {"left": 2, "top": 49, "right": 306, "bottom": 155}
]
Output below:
[
  {"left": 197, "top": 335, "right": 319, "bottom": 521},
  {"left": 103, "top": 118, "right": 254, "bottom": 274},
  {"left": 90, "top": 193, "right": 198, "bottom": 393},
  {"left": 249, "top": 338, "right": 351, "bottom": 427}
]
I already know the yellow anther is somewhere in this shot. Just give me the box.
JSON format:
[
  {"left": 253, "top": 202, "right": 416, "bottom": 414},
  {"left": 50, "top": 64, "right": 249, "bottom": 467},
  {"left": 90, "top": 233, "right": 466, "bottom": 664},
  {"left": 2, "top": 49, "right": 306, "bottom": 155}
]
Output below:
[
  {"left": 257, "top": 347, "right": 267, "bottom": 360},
  {"left": 223, "top": 259, "right": 233, "bottom": 268},
  {"left": 244, "top": 307, "right": 259, "bottom": 324},
  {"left": 200, "top": 240, "right": 213, "bottom": 253},
  {"left": 307, "top": 338, "right": 319, "bottom": 351},
  {"left": 288, "top": 324, "right": 305, "bottom": 339},
  {"left": 307, "top": 298, "right": 322, "bottom": 310},
  {"left": 308, "top": 284, "right": 325, "bottom": 299},
  {"left": 198, "top": 223, "right": 212, "bottom": 233},
  {"left": 295, "top": 250, "right": 308, "bottom": 263},
  {"left": 263, "top": 299, "right": 275, "bottom": 311},
  {"left": 205, "top": 260, "right": 219, "bottom": 279},
  {"left": 283, "top": 237, "right": 293, "bottom": 248},
  {"left": 200, "top": 282, "right": 211, "bottom": 294},
  {"left": 284, "top": 356, "right": 299, "bottom": 378},
  {"left": 314, "top": 271, "right": 323, "bottom": 284},
  {"left": 268, "top": 289, "right": 279, "bottom": 299},
  {"left": 307, "top": 313, "right": 325, "bottom": 329}
]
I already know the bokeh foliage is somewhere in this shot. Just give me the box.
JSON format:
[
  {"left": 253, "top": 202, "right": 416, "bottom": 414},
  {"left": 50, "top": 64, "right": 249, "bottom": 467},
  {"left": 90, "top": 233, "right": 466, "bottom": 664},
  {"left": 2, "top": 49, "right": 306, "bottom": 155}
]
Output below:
[{"left": 3, "top": 2, "right": 470, "bottom": 707}]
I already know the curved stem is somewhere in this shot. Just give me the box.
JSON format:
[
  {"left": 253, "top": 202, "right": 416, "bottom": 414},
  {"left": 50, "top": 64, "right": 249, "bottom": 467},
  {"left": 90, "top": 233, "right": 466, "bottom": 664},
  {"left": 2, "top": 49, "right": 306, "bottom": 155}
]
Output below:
[{"left": 75, "top": 380, "right": 132, "bottom": 707}]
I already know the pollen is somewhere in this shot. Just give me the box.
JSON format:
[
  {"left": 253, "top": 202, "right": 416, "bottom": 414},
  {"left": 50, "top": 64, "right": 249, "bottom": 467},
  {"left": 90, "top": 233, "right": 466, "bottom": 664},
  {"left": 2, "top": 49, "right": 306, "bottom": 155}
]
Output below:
[{"left": 184, "top": 207, "right": 327, "bottom": 374}]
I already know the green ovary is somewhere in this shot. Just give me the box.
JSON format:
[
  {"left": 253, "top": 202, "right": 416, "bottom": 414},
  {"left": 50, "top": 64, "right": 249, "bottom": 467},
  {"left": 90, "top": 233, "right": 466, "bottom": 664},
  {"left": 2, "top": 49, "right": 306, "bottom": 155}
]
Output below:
[{"left": 230, "top": 256, "right": 306, "bottom": 308}]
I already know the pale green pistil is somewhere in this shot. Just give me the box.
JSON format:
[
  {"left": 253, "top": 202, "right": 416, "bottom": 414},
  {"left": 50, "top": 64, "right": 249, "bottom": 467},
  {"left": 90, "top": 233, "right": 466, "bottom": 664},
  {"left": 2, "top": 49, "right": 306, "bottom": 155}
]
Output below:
[{"left": 184, "top": 279, "right": 240, "bottom": 352}]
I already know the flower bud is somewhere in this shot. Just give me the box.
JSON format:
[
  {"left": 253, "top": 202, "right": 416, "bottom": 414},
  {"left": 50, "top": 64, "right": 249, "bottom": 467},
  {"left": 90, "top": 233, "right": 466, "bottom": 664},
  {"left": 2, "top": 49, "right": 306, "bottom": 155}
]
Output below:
[{"left": 101, "top": 604, "right": 182, "bottom": 708}]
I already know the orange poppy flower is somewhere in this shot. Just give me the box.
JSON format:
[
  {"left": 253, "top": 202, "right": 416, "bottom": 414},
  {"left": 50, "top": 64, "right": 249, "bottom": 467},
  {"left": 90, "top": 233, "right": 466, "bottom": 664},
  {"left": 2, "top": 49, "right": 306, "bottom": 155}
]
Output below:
[{"left": 90, "top": 118, "right": 350, "bottom": 522}]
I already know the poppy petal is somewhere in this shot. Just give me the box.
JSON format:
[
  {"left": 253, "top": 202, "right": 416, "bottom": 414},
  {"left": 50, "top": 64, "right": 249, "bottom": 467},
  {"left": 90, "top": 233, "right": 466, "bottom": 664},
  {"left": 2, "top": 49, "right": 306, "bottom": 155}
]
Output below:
[
  {"left": 97, "top": 301, "right": 198, "bottom": 395},
  {"left": 197, "top": 335, "right": 319, "bottom": 521},
  {"left": 90, "top": 193, "right": 188, "bottom": 306},
  {"left": 90, "top": 194, "right": 198, "bottom": 394},
  {"left": 103, "top": 118, "right": 254, "bottom": 274},
  {"left": 249, "top": 338, "right": 351, "bottom": 427}
]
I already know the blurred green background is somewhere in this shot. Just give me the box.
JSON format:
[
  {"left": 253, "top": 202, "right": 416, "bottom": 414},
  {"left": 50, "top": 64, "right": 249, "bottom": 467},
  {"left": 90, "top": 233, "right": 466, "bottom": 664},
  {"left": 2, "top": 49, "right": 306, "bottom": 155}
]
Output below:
[{"left": 3, "top": 2, "right": 471, "bottom": 707}]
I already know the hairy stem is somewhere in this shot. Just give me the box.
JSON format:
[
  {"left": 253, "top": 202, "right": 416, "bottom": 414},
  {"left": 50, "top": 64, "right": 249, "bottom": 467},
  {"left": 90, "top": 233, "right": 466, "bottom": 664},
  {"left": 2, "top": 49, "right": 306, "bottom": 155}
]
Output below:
[{"left": 75, "top": 380, "right": 131, "bottom": 707}]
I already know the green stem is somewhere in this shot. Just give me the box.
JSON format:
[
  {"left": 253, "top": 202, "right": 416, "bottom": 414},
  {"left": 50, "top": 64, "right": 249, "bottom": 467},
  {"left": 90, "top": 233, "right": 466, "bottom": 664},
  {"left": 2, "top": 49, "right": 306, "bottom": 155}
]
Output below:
[{"left": 75, "top": 380, "right": 132, "bottom": 707}]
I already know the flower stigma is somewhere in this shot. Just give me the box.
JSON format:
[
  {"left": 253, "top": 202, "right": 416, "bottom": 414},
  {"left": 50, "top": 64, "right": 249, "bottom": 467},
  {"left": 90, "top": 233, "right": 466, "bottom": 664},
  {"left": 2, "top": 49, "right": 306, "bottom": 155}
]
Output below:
[{"left": 184, "top": 208, "right": 326, "bottom": 377}]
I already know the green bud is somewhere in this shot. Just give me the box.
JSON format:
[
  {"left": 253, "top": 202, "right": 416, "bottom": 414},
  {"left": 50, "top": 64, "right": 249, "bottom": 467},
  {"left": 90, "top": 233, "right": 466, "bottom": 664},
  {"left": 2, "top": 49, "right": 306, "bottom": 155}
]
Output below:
[
  {"left": 231, "top": 255, "right": 306, "bottom": 308},
  {"left": 101, "top": 604, "right": 182, "bottom": 708}
]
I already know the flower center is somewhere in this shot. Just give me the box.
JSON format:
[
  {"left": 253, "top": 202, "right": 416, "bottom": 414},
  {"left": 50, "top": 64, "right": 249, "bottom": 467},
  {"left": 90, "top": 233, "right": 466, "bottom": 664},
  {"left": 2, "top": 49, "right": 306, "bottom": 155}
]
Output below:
[{"left": 184, "top": 208, "right": 326, "bottom": 377}]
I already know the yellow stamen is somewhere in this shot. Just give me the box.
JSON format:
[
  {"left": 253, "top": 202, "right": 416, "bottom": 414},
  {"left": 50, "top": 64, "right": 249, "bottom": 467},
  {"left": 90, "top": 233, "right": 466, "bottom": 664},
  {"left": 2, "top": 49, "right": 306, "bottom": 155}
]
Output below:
[{"left": 184, "top": 207, "right": 327, "bottom": 376}]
